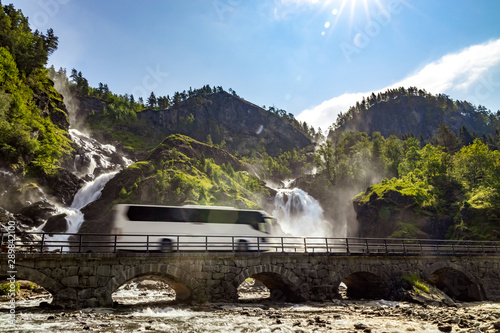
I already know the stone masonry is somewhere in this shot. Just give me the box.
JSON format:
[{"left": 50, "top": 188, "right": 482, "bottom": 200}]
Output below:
[{"left": 1, "top": 252, "right": 499, "bottom": 309}]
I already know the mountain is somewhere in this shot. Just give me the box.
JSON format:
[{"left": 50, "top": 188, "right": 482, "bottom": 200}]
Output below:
[
  {"left": 330, "top": 87, "right": 499, "bottom": 140},
  {"left": 77, "top": 90, "right": 314, "bottom": 158}
]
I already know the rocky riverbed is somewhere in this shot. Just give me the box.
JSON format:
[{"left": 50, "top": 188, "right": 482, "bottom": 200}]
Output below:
[{"left": 1, "top": 279, "right": 500, "bottom": 332}]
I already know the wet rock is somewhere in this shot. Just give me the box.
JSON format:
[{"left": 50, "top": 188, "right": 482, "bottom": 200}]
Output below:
[
  {"left": 42, "top": 213, "right": 68, "bottom": 233},
  {"left": 38, "top": 169, "right": 82, "bottom": 206},
  {"left": 354, "top": 322, "right": 369, "bottom": 330},
  {"left": 18, "top": 200, "right": 57, "bottom": 227},
  {"left": 437, "top": 324, "right": 452, "bottom": 332}
]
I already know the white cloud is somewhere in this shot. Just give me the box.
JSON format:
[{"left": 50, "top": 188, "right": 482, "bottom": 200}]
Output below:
[{"left": 297, "top": 38, "right": 500, "bottom": 129}]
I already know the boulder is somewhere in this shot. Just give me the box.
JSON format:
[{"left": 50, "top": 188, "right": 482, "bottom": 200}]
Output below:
[
  {"left": 18, "top": 201, "right": 57, "bottom": 228},
  {"left": 42, "top": 214, "right": 68, "bottom": 233}
]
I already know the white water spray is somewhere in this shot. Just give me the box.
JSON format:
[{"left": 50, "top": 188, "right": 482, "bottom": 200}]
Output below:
[{"left": 272, "top": 188, "right": 330, "bottom": 237}]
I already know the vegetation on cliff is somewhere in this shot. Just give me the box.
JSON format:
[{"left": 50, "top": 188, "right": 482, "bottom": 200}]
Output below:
[
  {"left": 80, "top": 134, "right": 274, "bottom": 233},
  {"left": 353, "top": 138, "right": 500, "bottom": 240},
  {"left": 0, "top": 3, "right": 72, "bottom": 175}
]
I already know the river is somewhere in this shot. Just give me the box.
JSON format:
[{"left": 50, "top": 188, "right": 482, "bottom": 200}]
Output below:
[{"left": 1, "top": 285, "right": 500, "bottom": 332}]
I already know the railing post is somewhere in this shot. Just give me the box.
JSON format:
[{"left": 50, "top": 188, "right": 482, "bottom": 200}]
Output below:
[
  {"left": 257, "top": 237, "right": 260, "bottom": 253},
  {"left": 304, "top": 238, "right": 307, "bottom": 253},
  {"left": 384, "top": 239, "right": 388, "bottom": 255},
  {"left": 40, "top": 233, "right": 45, "bottom": 253},
  {"left": 205, "top": 236, "right": 208, "bottom": 252},
  {"left": 113, "top": 235, "right": 117, "bottom": 253},
  {"left": 325, "top": 238, "right": 329, "bottom": 253},
  {"left": 177, "top": 236, "right": 180, "bottom": 252},
  {"left": 365, "top": 239, "right": 370, "bottom": 254},
  {"left": 232, "top": 236, "right": 235, "bottom": 252},
  {"left": 346, "top": 239, "right": 350, "bottom": 254},
  {"left": 402, "top": 240, "right": 406, "bottom": 254},
  {"left": 281, "top": 237, "right": 284, "bottom": 253}
]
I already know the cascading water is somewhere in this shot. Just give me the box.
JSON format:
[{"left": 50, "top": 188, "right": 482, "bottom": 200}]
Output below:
[
  {"left": 69, "top": 128, "right": 133, "bottom": 178},
  {"left": 272, "top": 186, "right": 331, "bottom": 237},
  {"left": 47, "top": 172, "right": 118, "bottom": 250},
  {"left": 45, "top": 128, "right": 132, "bottom": 250}
]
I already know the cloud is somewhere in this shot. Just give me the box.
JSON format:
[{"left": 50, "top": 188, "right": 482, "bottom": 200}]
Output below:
[{"left": 297, "top": 38, "right": 500, "bottom": 129}]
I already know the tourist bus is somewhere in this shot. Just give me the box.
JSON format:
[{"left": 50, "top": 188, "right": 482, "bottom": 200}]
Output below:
[{"left": 112, "top": 204, "right": 276, "bottom": 252}]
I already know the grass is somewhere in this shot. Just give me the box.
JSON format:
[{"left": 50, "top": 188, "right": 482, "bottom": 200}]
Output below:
[{"left": 400, "top": 273, "right": 430, "bottom": 294}]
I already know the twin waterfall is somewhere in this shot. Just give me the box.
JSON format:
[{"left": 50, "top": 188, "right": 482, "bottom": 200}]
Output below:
[{"left": 50, "top": 129, "right": 333, "bottom": 244}]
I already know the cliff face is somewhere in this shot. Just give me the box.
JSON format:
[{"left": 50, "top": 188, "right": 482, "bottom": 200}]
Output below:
[
  {"left": 82, "top": 92, "right": 313, "bottom": 157},
  {"left": 138, "top": 92, "right": 313, "bottom": 156}
]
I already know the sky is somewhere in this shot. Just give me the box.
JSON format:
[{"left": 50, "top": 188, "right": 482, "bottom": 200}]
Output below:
[{"left": 7, "top": 0, "right": 500, "bottom": 130}]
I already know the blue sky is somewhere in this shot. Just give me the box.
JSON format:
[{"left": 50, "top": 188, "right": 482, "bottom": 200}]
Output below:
[{"left": 8, "top": 0, "right": 500, "bottom": 130}]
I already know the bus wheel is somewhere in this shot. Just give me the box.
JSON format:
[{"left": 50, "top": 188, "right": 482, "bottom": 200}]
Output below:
[
  {"left": 160, "top": 239, "right": 173, "bottom": 253},
  {"left": 237, "top": 240, "right": 249, "bottom": 252}
]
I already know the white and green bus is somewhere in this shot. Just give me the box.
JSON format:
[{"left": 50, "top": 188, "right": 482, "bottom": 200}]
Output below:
[{"left": 112, "top": 204, "right": 276, "bottom": 252}]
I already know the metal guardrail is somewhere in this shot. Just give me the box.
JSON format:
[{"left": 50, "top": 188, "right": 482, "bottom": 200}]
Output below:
[{"left": 1, "top": 231, "right": 499, "bottom": 255}]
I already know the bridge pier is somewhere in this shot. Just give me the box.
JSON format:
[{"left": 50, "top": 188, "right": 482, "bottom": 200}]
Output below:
[{"left": 2, "top": 253, "right": 499, "bottom": 309}]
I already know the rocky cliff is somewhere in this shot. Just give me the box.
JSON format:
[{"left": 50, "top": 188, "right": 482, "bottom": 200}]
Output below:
[{"left": 82, "top": 91, "right": 313, "bottom": 157}]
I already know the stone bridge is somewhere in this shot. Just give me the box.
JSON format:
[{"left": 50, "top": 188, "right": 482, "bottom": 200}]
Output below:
[{"left": 2, "top": 252, "right": 500, "bottom": 309}]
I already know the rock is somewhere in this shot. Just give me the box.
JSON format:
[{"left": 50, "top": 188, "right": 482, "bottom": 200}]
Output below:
[
  {"left": 43, "top": 213, "right": 68, "bottom": 233},
  {"left": 354, "top": 323, "right": 369, "bottom": 330},
  {"left": 38, "top": 169, "right": 82, "bottom": 206},
  {"left": 437, "top": 324, "right": 452, "bottom": 332},
  {"left": 18, "top": 201, "right": 57, "bottom": 227}
]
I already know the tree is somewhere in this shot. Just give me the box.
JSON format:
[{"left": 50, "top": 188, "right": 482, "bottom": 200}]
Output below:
[
  {"left": 314, "top": 140, "right": 339, "bottom": 185},
  {"left": 147, "top": 91, "right": 157, "bottom": 108},
  {"left": 458, "top": 125, "right": 474, "bottom": 147},
  {"left": 433, "top": 123, "right": 460, "bottom": 153},
  {"left": 454, "top": 139, "right": 499, "bottom": 190}
]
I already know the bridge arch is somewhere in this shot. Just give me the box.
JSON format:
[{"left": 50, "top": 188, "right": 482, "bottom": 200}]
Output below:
[
  {"left": 0, "top": 264, "right": 64, "bottom": 297},
  {"left": 106, "top": 264, "right": 193, "bottom": 301},
  {"left": 335, "top": 266, "right": 390, "bottom": 299},
  {"left": 423, "top": 262, "right": 486, "bottom": 301},
  {"left": 233, "top": 265, "right": 305, "bottom": 302}
]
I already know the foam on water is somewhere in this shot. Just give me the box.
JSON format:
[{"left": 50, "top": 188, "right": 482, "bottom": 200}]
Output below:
[
  {"left": 134, "top": 307, "right": 194, "bottom": 317},
  {"left": 273, "top": 188, "right": 330, "bottom": 237}
]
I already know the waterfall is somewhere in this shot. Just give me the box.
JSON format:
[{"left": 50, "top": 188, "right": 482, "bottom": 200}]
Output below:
[
  {"left": 272, "top": 188, "right": 330, "bottom": 237},
  {"left": 42, "top": 127, "right": 132, "bottom": 251},
  {"left": 46, "top": 171, "right": 118, "bottom": 251}
]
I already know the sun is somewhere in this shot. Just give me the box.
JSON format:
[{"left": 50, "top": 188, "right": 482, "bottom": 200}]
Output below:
[{"left": 319, "top": 0, "right": 397, "bottom": 37}]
